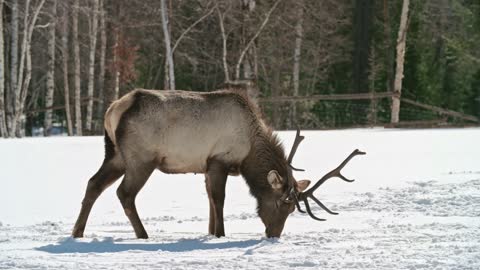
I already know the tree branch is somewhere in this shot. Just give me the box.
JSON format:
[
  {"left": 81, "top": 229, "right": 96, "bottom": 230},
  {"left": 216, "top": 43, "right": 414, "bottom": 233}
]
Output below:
[
  {"left": 234, "top": 0, "right": 282, "bottom": 80},
  {"left": 172, "top": 4, "right": 216, "bottom": 53},
  {"left": 215, "top": 3, "right": 230, "bottom": 83}
]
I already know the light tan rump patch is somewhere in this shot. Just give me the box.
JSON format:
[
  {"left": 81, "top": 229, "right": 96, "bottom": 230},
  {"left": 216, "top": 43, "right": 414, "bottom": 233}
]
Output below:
[{"left": 104, "top": 91, "right": 136, "bottom": 146}]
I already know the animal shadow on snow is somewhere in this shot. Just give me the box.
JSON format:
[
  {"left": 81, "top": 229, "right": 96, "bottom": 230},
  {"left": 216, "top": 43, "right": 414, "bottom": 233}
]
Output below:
[{"left": 35, "top": 236, "right": 264, "bottom": 254}]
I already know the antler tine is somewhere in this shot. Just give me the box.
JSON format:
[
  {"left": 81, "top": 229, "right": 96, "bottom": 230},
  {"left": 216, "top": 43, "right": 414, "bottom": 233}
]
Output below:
[
  {"left": 295, "top": 149, "right": 365, "bottom": 220},
  {"left": 287, "top": 128, "right": 305, "bottom": 171},
  {"left": 308, "top": 195, "right": 338, "bottom": 215},
  {"left": 303, "top": 198, "right": 326, "bottom": 221},
  {"left": 295, "top": 198, "right": 306, "bottom": 213},
  {"left": 303, "top": 149, "right": 365, "bottom": 196},
  {"left": 292, "top": 189, "right": 306, "bottom": 213},
  {"left": 287, "top": 128, "right": 304, "bottom": 163},
  {"left": 289, "top": 164, "right": 305, "bottom": 172}
]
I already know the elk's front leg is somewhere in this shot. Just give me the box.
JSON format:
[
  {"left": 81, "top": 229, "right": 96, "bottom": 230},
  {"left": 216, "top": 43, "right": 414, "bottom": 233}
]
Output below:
[{"left": 205, "top": 159, "right": 228, "bottom": 237}]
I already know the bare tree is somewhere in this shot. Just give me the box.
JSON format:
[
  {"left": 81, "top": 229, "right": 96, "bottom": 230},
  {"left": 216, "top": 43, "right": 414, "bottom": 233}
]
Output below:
[
  {"left": 96, "top": 0, "right": 107, "bottom": 126},
  {"left": 85, "top": 0, "right": 99, "bottom": 132},
  {"left": 291, "top": 0, "right": 304, "bottom": 126},
  {"left": 234, "top": 0, "right": 282, "bottom": 81},
  {"left": 72, "top": 0, "right": 82, "bottom": 135},
  {"left": 62, "top": 1, "right": 73, "bottom": 136},
  {"left": 12, "top": 0, "right": 46, "bottom": 137},
  {"left": 240, "top": 0, "right": 256, "bottom": 81},
  {"left": 7, "top": 0, "right": 19, "bottom": 137},
  {"left": 214, "top": 0, "right": 282, "bottom": 105},
  {"left": 216, "top": 4, "right": 230, "bottom": 83},
  {"left": 390, "top": 0, "right": 409, "bottom": 123},
  {"left": 160, "top": 0, "right": 175, "bottom": 90},
  {"left": 44, "top": 0, "right": 57, "bottom": 136},
  {"left": 171, "top": 5, "right": 216, "bottom": 54},
  {"left": 0, "top": 0, "right": 6, "bottom": 137}
]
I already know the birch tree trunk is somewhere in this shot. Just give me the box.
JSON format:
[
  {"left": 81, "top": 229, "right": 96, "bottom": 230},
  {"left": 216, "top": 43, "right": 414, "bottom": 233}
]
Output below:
[
  {"left": 44, "top": 0, "right": 57, "bottom": 136},
  {"left": 7, "top": 0, "right": 19, "bottom": 137},
  {"left": 85, "top": 0, "right": 99, "bottom": 132},
  {"left": 390, "top": 0, "right": 409, "bottom": 123},
  {"left": 62, "top": 3, "right": 73, "bottom": 136},
  {"left": 216, "top": 6, "right": 230, "bottom": 83},
  {"left": 0, "top": 0, "right": 7, "bottom": 137},
  {"left": 96, "top": 0, "right": 107, "bottom": 125},
  {"left": 241, "top": 0, "right": 256, "bottom": 81},
  {"left": 291, "top": 0, "right": 304, "bottom": 127},
  {"left": 73, "top": 0, "right": 82, "bottom": 135},
  {"left": 163, "top": 57, "right": 169, "bottom": 90},
  {"left": 12, "top": 0, "right": 46, "bottom": 137},
  {"left": 12, "top": 0, "right": 30, "bottom": 136},
  {"left": 160, "top": 0, "right": 175, "bottom": 90}
]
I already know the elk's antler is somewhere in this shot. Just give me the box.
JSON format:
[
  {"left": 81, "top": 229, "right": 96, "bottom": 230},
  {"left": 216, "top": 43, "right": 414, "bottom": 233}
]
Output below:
[
  {"left": 287, "top": 128, "right": 305, "bottom": 172},
  {"left": 296, "top": 149, "right": 366, "bottom": 221}
]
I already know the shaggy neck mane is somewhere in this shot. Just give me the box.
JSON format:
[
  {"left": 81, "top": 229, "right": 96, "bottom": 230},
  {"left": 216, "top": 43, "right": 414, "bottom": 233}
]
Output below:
[{"left": 240, "top": 130, "right": 288, "bottom": 199}]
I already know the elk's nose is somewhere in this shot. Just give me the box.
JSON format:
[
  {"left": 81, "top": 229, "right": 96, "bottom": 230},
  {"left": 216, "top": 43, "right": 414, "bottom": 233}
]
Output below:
[{"left": 265, "top": 228, "right": 282, "bottom": 238}]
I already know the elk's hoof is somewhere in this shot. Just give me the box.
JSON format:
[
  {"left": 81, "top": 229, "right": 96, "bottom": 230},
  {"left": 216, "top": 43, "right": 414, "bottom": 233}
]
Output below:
[
  {"left": 72, "top": 229, "right": 84, "bottom": 238},
  {"left": 136, "top": 232, "right": 149, "bottom": 239}
]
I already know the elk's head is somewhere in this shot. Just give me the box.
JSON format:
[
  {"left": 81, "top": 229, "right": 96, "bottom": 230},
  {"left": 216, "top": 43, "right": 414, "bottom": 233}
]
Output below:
[{"left": 259, "top": 129, "right": 365, "bottom": 238}]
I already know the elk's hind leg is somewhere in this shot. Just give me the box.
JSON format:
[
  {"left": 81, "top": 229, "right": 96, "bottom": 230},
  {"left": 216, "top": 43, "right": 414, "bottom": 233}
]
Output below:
[
  {"left": 116, "top": 161, "right": 155, "bottom": 239},
  {"left": 72, "top": 158, "right": 124, "bottom": 238},
  {"left": 205, "top": 159, "right": 228, "bottom": 237}
]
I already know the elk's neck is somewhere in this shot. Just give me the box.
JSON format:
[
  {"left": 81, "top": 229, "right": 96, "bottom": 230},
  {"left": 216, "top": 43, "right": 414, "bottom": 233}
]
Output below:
[{"left": 240, "top": 133, "right": 288, "bottom": 200}]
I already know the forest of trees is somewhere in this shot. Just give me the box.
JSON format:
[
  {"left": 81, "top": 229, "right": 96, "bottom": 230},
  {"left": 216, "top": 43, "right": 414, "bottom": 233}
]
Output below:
[{"left": 0, "top": 0, "right": 479, "bottom": 137}]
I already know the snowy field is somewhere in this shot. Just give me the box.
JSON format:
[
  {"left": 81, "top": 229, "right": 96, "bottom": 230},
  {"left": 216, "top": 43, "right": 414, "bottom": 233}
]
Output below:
[{"left": 1, "top": 128, "right": 479, "bottom": 269}]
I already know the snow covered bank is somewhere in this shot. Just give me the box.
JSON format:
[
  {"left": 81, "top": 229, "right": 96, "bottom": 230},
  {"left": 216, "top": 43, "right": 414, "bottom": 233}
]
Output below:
[{"left": 1, "top": 128, "right": 479, "bottom": 269}]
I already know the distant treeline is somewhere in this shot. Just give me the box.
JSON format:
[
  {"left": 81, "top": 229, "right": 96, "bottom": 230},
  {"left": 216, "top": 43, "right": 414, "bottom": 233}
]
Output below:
[{"left": 0, "top": 0, "right": 479, "bottom": 137}]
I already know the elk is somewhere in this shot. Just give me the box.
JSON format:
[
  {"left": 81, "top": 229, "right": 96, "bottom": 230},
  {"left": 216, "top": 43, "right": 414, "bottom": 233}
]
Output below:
[{"left": 72, "top": 88, "right": 365, "bottom": 239}]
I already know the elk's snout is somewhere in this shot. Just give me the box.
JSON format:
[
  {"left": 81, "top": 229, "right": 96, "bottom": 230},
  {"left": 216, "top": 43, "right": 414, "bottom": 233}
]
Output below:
[
  {"left": 265, "top": 230, "right": 281, "bottom": 238},
  {"left": 265, "top": 224, "right": 285, "bottom": 238}
]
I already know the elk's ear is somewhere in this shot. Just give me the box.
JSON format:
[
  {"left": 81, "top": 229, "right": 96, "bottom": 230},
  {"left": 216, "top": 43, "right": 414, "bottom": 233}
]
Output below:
[
  {"left": 296, "top": 180, "right": 311, "bottom": 192},
  {"left": 267, "top": 170, "right": 284, "bottom": 190}
]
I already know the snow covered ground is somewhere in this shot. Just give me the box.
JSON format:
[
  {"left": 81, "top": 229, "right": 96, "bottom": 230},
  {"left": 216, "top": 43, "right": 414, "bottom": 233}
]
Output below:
[{"left": 1, "top": 128, "right": 479, "bottom": 269}]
